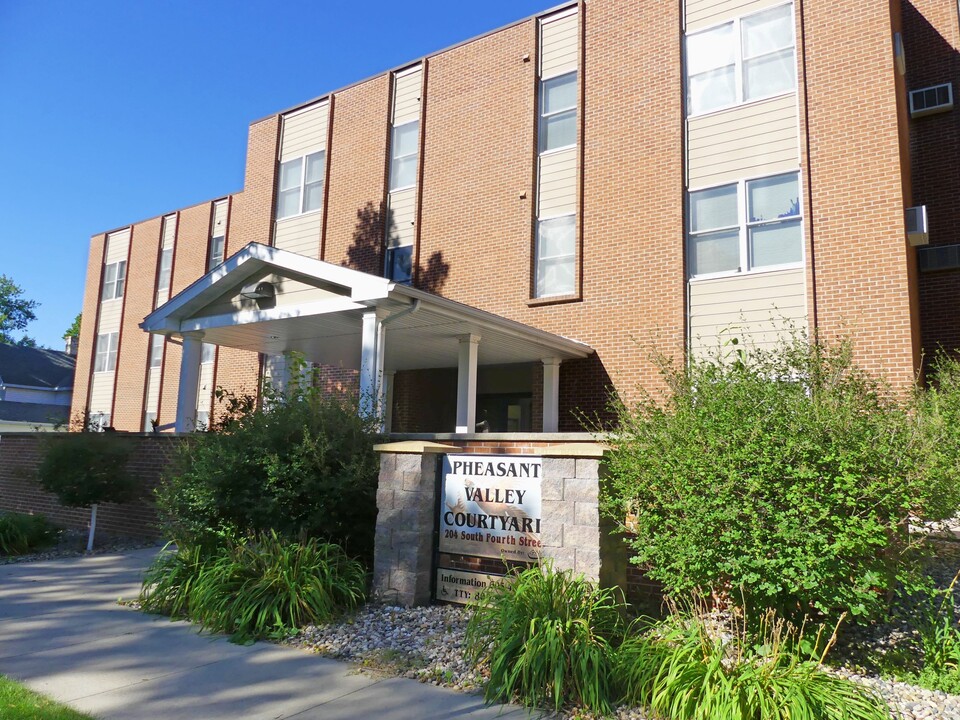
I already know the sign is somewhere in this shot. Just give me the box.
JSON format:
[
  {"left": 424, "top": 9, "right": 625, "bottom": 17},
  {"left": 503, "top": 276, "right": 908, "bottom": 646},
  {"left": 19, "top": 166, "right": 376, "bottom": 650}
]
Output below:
[
  {"left": 439, "top": 454, "right": 542, "bottom": 562},
  {"left": 435, "top": 568, "right": 504, "bottom": 605}
]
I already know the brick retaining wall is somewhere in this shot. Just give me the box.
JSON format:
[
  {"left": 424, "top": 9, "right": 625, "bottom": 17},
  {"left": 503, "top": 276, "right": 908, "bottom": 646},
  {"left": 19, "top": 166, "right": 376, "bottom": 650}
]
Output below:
[{"left": 0, "top": 432, "right": 185, "bottom": 539}]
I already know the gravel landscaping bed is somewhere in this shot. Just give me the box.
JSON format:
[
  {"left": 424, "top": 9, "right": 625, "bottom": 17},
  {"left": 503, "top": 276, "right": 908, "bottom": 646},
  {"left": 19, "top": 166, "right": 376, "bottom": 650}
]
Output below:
[
  {"left": 286, "top": 605, "right": 960, "bottom": 720},
  {"left": 0, "top": 529, "right": 160, "bottom": 565},
  {"left": 289, "top": 602, "right": 960, "bottom": 720}
]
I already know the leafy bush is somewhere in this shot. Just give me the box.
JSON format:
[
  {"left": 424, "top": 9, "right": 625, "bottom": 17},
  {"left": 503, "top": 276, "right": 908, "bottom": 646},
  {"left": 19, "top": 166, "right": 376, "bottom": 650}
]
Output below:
[
  {"left": 140, "top": 532, "right": 365, "bottom": 640},
  {"left": 464, "top": 562, "right": 625, "bottom": 713},
  {"left": 37, "top": 432, "right": 136, "bottom": 508},
  {"left": 155, "top": 367, "right": 380, "bottom": 562},
  {"left": 603, "top": 334, "right": 960, "bottom": 622},
  {"left": 617, "top": 606, "right": 889, "bottom": 720},
  {"left": 0, "top": 513, "right": 59, "bottom": 555}
]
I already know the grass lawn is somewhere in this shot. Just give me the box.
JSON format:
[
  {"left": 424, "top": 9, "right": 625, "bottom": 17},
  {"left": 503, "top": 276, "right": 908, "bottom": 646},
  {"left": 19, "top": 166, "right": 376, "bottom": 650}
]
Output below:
[{"left": 0, "top": 675, "right": 94, "bottom": 719}]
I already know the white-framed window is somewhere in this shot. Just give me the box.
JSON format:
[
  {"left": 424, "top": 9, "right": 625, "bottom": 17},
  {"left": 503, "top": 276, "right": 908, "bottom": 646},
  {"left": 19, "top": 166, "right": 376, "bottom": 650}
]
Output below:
[
  {"left": 148, "top": 333, "right": 164, "bottom": 369},
  {"left": 686, "top": 3, "right": 796, "bottom": 116},
  {"left": 157, "top": 248, "right": 173, "bottom": 293},
  {"left": 688, "top": 171, "right": 802, "bottom": 278},
  {"left": 101, "top": 261, "right": 126, "bottom": 301},
  {"left": 201, "top": 342, "right": 216, "bottom": 365},
  {"left": 91, "top": 412, "right": 111, "bottom": 431},
  {"left": 535, "top": 214, "right": 576, "bottom": 297},
  {"left": 196, "top": 410, "right": 210, "bottom": 431},
  {"left": 539, "top": 71, "right": 577, "bottom": 153},
  {"left": 143, "top": 411, "right": 157, "bottom": 433},
  {"left": 209, "top": 235, "right": 225, "bottom": 270},
  {"left": 94, "top": 332, "right": 119, "bottom": 372},
  {"left": 389, "top": 121, "right": 419, "bottom": 191},
  {"left": 276, "top": 150, "right": 326, "bottom": 219}
]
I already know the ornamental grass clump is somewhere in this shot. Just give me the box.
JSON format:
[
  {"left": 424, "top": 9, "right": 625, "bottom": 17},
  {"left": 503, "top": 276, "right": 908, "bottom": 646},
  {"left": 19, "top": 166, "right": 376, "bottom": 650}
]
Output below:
[
  {"left": 617, "top": 604, "right": 889, "bottom": 720},
  {"left": 140, "top": 532, "right": 365, "bottom": 641},
  {"left": 0, "top": 512, "right": 59, "bottom": 556},
  {"left": 464, "top": 562, "right": 626, "bottom": 714}
]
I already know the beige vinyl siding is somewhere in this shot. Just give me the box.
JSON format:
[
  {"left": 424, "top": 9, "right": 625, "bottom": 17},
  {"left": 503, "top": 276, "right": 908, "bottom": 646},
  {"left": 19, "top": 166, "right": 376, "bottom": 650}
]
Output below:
[
  {"left": 686, "top": 0, "right": 788, "bottom": 31},
  {"left": 540, "top": 11, "right": 578, "bottom": 78},
  {"left": 144, "top": 368, "right": 161, "bottom": 415},
  {"left": 197, "top": 363, "right": 214, "bottom": 414},
  {"left": 97, "top": 299, "right": 123, "bottom": 333},
  {"left": 88, "top": 373, "right": 114, "bottom": 415},
  {"left": 687, "top": 94, "right": 799, "bottom": 187},
  {"left": 274, "top": 213, "right": 322, "bottom": 257},
  {"left": 386, "top": 188, "right": 417, "bottom": 248},
  {"left": 161, "top": 214, "right": 176, "bottom": 248},
  {"left": 538, "top": 148, "right": 577, "bottom": 217},
  {"left": 212, "top": 199, "right": 228, "bottom": 237},
  {"left": 393, "top": 67, "right": 422, "bottom": 125},
  {"left": 280, "top": 101, "right": 329, "bottom": 162},
  {"left": 104, "top": 228, "right": 130, "bottom": 265},
  {"left": 689, "top": 267, "right": 806, "bottom": 358}
]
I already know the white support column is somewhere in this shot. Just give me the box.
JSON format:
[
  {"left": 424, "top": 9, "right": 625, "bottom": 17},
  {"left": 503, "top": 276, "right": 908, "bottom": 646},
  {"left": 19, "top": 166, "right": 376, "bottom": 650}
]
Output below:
[
  {"left": 359, "top": 310, "right": 379, "bottom": 419},
  {"left": 456, "top": 334, "right": 480, "bottom": 433},
  {"left": 175, "top": 332, "right": 204, "bottom": 433},
  {"left": 542, "top": 357, "right": 562, "bottom": 433}
]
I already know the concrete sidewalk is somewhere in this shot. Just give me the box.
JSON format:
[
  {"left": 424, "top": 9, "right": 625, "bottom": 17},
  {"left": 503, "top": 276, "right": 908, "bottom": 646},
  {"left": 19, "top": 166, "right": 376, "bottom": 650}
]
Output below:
[{"left": 0, "top": 548, "right": 529, "bottom": 719}]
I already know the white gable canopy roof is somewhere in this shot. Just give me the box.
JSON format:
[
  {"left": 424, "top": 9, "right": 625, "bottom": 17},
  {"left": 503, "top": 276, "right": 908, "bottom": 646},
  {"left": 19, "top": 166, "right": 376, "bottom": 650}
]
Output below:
[{"left": 141, "top": 243, "right": 592, "bottom": 371}]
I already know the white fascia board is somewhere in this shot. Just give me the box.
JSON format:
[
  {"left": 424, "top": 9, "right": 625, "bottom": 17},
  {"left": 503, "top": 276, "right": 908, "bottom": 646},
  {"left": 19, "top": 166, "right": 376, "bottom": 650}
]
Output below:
[
  {"left": 391, "top": 285, "right": 593, "bottom": 359},
  {"left": 177, "top": 297, "right": 366, "bottom": 333},
  {"left": 259, "top": 244, "right": 393, "bottom": 300},
  {"left": 141, "top": 245, "right": 267, "bottom": 331}
]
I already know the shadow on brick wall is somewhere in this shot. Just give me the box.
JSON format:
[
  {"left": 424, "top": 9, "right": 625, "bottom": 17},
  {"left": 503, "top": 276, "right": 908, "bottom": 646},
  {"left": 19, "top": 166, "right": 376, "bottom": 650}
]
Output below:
[
  {"left": 345, "top": 201, "right": 450, "bottom": 295},
  {"left": 0, "top": 433, "right": 185, "bottom": 539}
]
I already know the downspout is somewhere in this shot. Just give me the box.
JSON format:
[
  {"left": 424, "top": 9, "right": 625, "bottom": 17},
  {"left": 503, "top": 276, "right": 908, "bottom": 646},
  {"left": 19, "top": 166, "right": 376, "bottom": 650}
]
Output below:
[{"left": 374, "top": 298, "right": 421, "bottom": 430}]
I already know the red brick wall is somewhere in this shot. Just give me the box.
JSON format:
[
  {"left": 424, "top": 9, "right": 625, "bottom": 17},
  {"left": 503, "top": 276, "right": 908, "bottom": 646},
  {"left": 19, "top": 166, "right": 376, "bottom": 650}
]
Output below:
[
  {"left": 230, "top": 116, "right": 280, "bottom": 249},
  {"left": 158, "top": 202, "right": 214, "bottom": 430},
  {"left": 0, "top": 433, "right": 184, "bottom": 538},
  {"left": 904, "top": 0, "right": 960, "bottom": 354},
  {"left": 799, "top": 0, "right": 919, "bottom": 388},
  {"left": 324, "top": 76, "right": 390, "bottom": 272},
  {"left": 70, "top": 233, "right": 107, "bottom": 427},
  {"left": 113, "top": 218, "right": 162, "bottom": 431},
  {"left": 413, "top": 2, "right": 684, "bottom": 425}
]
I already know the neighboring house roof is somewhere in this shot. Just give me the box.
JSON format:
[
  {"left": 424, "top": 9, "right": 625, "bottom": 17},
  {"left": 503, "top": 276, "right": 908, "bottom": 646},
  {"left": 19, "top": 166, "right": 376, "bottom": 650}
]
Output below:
[
  {"left": 0, "top": 400, "right": 69, "bottom": 425},
  {"left": 0, "top": 343, "right": 75, "bottom": 390}
]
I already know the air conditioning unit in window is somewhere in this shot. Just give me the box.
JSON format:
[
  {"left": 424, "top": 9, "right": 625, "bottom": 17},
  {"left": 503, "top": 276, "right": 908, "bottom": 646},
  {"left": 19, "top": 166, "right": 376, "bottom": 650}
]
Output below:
[
  {"left": 909, "top": 83, "right": 953, "bottom": 118},
  {"left": 906, "top": 205, "right": 929, "bottom": 246}
]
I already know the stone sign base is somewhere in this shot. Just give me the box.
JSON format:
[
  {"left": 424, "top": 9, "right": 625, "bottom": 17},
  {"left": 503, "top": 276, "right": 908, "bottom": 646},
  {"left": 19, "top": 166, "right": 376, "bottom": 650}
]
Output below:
[{"left": 371, "top": 435, "right": 611, "bottom": 606}]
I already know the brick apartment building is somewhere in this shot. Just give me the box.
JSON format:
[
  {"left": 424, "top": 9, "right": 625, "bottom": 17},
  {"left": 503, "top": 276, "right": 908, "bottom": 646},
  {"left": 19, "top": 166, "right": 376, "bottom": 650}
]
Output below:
[{"left": 70, "top": 0, "right": 960, "bottom": 436}]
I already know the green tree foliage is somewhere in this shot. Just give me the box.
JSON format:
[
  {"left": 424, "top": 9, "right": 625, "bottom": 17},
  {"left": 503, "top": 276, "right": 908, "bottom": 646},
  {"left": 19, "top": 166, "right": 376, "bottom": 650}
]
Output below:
[
  {"left": 155, "top": 363, "right": 381, "bottom": 563},
  {"left": 37, "top": 432, "right": 136, "bottom": 509},
  {"left": 602, "top": 335, "right": 960, "bottom": 623},
  {"left": 63, "top": 313, "right": 81, "bottom": 339},
  {"left": 0, "top": 274, "right": 39, "bottom": 346}
]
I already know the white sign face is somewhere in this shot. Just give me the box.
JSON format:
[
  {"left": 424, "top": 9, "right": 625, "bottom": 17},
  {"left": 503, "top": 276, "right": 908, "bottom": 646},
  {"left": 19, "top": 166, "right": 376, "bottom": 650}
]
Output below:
[
  {"left": 439, "top": 454, "right": 543, "bottom": 562},
  {"left": 435, "top": 568, "right": 504, "bottom": 605}
]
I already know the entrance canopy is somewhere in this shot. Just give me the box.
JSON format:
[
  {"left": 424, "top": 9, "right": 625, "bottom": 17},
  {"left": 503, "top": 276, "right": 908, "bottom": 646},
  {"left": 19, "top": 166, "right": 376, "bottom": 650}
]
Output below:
[{"left": 141, "top": 243, "right": 592, "bottom": 433}]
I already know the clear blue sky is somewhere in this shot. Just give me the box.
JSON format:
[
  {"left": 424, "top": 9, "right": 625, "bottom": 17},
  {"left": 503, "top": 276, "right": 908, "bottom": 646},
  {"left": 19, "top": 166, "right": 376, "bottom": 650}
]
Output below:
[{"left": 0, "top": 0, "right": 552, "bottom": 350}]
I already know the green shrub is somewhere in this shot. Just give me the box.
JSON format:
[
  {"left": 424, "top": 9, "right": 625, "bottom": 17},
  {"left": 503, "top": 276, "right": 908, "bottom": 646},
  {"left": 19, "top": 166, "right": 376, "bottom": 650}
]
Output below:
[
  {"left": 603, "top": 334, "right": 960, "bottom": 622},
  {"left": 37, "top": 431, "right": 136, "bottom": 508},
  {"left": 140, "top": 533, "right": 365, "bottom": 640},
  {"left": 156, "top": 368, "right": 380, "bottom": 563},
  {"left": 617, "top": 606, "right": 888, "bottom": 720},
  {"left": 0, "top": 513, "right": 59, "bottom": 555},
  {"left": 464, "top": 562, "right": 625, "bottom": 713}
]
